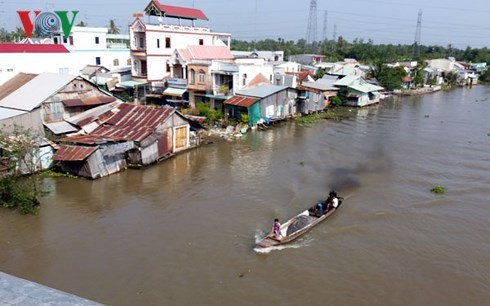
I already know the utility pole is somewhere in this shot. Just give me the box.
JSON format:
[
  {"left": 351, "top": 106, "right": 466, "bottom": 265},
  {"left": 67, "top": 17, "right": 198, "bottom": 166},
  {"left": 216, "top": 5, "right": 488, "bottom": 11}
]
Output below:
[
  {"left": 413, "top": 9, "right": 422, "bottom": 58},
  {"left": 306, "top": 0, "right": 317, "bottom": 44}
]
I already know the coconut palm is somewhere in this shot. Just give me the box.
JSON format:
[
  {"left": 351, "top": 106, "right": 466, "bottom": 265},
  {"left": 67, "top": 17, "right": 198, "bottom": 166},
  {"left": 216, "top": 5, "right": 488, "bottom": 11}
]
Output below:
[{"left": 108, "top": 19, "right": 120, "bottom": 34}]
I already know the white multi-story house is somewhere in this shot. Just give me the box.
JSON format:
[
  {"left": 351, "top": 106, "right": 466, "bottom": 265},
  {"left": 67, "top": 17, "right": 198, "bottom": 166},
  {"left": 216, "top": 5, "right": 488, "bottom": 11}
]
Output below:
[
  {"left": 0, "top": 26, "right": 130, "bottom": 85},
  {"left": 129, "top": 0, "right": 231, "bottom": 83},
  {"left": 53, "top": 26, "right": 130, "bottom": 71}
]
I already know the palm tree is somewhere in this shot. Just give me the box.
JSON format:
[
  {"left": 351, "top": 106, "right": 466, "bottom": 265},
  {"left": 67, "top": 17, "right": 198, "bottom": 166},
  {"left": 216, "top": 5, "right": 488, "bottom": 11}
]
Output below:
[
  {"left": 445, "top": 71, "right": 458, "bottom": 87},
  {"left": 108, "top": 19, "right": 120, "bottom": 34}
]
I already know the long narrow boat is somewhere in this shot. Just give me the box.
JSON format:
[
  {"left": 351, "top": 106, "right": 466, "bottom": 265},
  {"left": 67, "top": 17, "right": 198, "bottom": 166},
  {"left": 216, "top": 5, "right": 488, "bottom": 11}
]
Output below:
[{"left": 256, "top": 198, "right": 342, "bottom": 248}]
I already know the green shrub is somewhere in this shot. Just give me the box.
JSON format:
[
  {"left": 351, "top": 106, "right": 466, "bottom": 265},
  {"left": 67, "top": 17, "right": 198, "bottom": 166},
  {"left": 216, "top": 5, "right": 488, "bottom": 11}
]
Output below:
[
  {"left": 330, "top": 96, "right": 343, "bottom": 107},
  {"left": 0, "top": 176, "right": 38, "bottom": 214},
  {"left": 240, "top": 113, "right": 249, "bottom": 125}
]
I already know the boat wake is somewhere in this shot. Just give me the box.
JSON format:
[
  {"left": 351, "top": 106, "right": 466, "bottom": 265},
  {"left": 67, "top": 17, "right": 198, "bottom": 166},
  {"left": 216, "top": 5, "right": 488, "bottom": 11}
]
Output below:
[{"left": 253, "top": 230, "right": 312, "bottom": 254}]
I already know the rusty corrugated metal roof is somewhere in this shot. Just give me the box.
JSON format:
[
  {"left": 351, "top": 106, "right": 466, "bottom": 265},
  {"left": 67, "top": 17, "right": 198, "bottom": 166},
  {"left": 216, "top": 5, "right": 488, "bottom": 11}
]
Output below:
[
  {"left": 61, "top": 134, "right": 109, "bottom": 145},
  {"left": 63, "top": 96, "right": 116, "bottom": 107},
  {"left": 63, "top": 103, "right": 177, "bottom": 144},
  {"left": 224, "top": 96, "right": 259, "bottom": 108},
  {"left": 53, "top": 145, "right": 97, "bottom": 161},
  {"left": 94, "top": 103, "right": 175, "bottom": 142}
]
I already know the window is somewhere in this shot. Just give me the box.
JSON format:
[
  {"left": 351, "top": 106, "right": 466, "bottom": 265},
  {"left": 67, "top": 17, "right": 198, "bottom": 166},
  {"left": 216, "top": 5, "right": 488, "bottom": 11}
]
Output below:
[
  {"left": 242, "top": 74, "right": 247, "bottom": 86},
  {"left": 95, "top": 36, "right": 100, "bottom": 44},
  {"left": 199, "top": 39, "right": 204, "bottom": 45},
  {"left": 157, "top": 38, "right": 160, "bottom": 48},
  {"left": 189, "top": 69, "right": 195, "bottom": 84},
  {"left": 69, "top": 36, "right": 74, "bottom": 45},
  {"left": 139, "top": 37, "right": 144, "bottom": 49},
  {"left": 63, "top": 36, "right": 68, "bottom": 44},
  {"left": 165, "top": 37, "right": 171, "bottom": 48},
  {"left": 95, "top": 57, "right": 101, "bottom": 65},
  {"left": 53, "top": 37, "right": 59, "bottom": 44},
  {"left": 127, "top": 59, "right": 131, "bottom": 65},
  {"left": 166, "top": 64, "right": 170, "bottom": 73},
  {"left": 198, "top": 70, "right": 205, "bottom": 83},
  {"left": 113, "top": 59, "right": 119, "bottom": 66}
]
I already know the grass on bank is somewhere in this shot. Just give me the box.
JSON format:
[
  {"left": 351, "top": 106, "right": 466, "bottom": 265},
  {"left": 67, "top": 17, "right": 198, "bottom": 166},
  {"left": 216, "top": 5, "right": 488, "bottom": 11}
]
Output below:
[{"left": 295, "top": 108, "right": 352, "bottom": 125}]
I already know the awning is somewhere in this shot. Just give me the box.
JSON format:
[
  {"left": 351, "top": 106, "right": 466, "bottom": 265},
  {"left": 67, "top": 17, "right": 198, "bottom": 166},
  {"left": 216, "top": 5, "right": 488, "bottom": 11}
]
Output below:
[
  {"left": 91, "top": 76, "right": 113, "bottom": 86},
  {"left": 163, "top": 87, "right": 186, "bottom": 97},
  {"left": 44, "top": 121, "right": 79, "bottom": 135},
  {"left": 204, "top": 94, "right": 228, "bottom": 100},
  {"left": 116, "top": 80, "right": 148, "bottom": 89}
]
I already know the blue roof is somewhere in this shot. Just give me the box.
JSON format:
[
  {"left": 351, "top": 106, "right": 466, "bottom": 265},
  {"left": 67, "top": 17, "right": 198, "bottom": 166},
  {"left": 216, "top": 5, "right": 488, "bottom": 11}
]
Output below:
[{"left": 236, "top": 84, "right": 288, "bottom": 99}]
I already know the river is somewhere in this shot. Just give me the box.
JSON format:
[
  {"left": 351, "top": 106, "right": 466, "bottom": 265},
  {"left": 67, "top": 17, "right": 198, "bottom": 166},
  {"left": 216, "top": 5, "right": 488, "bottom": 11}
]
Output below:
[{"left": 1, "top": 86, "right": 489, "bottom": 305}]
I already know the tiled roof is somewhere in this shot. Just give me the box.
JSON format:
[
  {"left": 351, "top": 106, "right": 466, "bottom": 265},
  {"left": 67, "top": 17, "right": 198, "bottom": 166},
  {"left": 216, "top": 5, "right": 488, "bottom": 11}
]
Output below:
[
  {"left": 53, "top": 146, "right": 97, "bottom": 161},
  {"left": 146, "top": 0, "right": 208, "bottom": 20},
  {"left": 246, "top": 73, "right": 270, "bottom": 88},
  {"left": 224, "top": 96, "right": 259, "bottom": 108},
  {"left": 0, "top": 43, "right": 69, "bottom": 53},
  {"left": 178, "top": 49, "right": 192, "bottom": 62},
  {"left": 177, "top": 46, "right": 233, "bottom": 63}
]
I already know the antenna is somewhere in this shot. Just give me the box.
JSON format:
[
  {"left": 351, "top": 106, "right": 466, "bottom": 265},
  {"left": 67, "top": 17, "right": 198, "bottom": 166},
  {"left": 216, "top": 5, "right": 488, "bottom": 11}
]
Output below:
[
  {"left": 322, "top": 10, "right": 328, "bottom": 41},
  {"left": 413, "top": 9, "right": 422, "bottom": 58},
  {"left": 306, "top": 0, "right": 317, "bottom": 44}
]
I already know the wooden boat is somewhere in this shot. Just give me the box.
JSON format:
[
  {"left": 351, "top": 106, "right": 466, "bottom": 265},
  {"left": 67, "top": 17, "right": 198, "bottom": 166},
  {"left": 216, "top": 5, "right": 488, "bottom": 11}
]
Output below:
[{"left": 256, "top": 198, "right": 342, "bottom": 248}]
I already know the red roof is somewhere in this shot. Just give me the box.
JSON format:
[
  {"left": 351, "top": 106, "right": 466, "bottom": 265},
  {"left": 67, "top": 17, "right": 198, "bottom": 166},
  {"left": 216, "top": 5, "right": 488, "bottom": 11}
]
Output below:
[
  {"left": 224, "top": 96, "right": 259, "bottom": 108},
  {"left": 53, "top": 146, "right": 97, "bottom": 161},
  {"left": 246, "top": 73, "right": 270, "bottom": 88},
  {"left": 146, "top": 0, "right": 208, "bottom": 20},
  {"left": 402, "top": 76, "right": 413, "bottom": 82},
  {"left": 0, "top": 43, "right": 69, "bottom": 53},
  {"left": 179, "top": 46, "right": 233, "bottom": 62}
]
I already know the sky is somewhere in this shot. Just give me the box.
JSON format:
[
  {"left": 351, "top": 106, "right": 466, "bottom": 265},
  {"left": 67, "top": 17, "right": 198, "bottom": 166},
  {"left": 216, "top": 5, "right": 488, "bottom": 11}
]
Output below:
[{"left": 1, "top": 0, "right": 489, "bottom": 49}]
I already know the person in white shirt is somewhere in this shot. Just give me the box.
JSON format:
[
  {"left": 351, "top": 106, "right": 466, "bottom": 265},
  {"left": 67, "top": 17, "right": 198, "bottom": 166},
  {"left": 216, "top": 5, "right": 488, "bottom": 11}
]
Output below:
[{"left": 326, "top": 191, "right": 339, "bottom": 212}]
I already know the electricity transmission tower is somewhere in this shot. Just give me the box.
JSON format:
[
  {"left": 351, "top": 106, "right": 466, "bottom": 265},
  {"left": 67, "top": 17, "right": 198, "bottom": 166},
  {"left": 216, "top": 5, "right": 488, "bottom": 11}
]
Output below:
[
  {"left": 322, "top": 10, "right": 328, "bottom": 41},
  {"left": 413, "top": 9, "right": 422, "bottom": 58},
  {"left": 306, "top": 0, "right": 317, "bottom": 44}
]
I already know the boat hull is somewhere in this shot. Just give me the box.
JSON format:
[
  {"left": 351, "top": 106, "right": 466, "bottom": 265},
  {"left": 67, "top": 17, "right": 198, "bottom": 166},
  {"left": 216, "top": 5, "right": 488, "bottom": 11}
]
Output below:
[{"left": 256, "top": 203, "right": 340, "bottom": 248}]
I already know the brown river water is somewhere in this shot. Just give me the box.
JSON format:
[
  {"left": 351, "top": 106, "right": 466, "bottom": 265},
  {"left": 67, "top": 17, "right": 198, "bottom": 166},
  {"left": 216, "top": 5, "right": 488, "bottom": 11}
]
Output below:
[{"left": 1, "top": 86, "right": 489, "bottom": 305}]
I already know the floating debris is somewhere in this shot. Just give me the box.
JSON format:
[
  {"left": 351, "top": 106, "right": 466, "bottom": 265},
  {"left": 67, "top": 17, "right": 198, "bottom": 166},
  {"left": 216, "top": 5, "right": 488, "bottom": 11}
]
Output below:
[{"left": 431, "top": 185, "right": 446, "bottom": 194}]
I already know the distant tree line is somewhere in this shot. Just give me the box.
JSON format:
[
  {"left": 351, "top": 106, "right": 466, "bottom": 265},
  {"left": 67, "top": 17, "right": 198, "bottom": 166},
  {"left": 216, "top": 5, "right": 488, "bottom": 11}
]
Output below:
[{"left": 231, "top": 37, "right": 490, "bottom": 64}]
